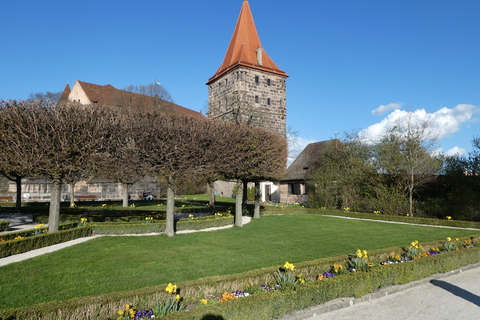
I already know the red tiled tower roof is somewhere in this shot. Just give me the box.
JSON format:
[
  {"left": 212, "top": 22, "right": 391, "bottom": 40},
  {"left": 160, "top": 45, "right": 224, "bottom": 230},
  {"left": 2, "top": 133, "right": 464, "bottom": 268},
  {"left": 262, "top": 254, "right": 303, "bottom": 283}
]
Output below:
[{"left": 207, "top": 0, "right": 287, "bottom": 84}]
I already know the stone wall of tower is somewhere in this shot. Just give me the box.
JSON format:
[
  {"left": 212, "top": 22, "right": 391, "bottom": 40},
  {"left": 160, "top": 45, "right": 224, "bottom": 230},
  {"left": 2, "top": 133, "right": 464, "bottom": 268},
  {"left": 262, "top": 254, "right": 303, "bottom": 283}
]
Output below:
[{"left": 207, "top": 66, "right": 287, "bottom": 137}]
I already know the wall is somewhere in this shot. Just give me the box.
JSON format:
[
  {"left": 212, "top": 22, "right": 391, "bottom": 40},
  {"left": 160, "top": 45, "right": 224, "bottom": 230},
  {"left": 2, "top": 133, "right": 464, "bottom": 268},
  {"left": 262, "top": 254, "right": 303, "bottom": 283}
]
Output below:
[
  {"left": 207, "top": 66, "right": 287, "bottom": 137},
  {"left": 5, "top": 179, "right": 161, "bottom": 202}
]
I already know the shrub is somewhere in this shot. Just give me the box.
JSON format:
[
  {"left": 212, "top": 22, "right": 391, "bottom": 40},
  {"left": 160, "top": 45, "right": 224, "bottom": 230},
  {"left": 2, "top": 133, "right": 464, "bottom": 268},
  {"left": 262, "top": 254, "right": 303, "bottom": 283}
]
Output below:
[
  {"left": 0, "top": 220, "right": 9, "bottom": 232},
  {"left": 0, "top": 226, "right": 91, "bottom": 258}
]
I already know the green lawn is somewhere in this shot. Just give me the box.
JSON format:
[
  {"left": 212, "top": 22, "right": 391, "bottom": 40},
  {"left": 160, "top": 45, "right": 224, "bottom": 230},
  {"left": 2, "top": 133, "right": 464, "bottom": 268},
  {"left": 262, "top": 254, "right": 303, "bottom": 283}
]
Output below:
[{"left": 1, "top": 214, "right": 479, "bottom": 310}]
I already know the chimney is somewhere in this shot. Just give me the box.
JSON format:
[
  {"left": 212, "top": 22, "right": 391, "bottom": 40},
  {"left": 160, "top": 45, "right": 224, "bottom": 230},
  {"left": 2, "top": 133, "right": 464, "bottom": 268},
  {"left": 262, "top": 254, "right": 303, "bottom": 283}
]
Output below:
[{"left": 257, "top": 46, "right": 263, "bottom": 66}]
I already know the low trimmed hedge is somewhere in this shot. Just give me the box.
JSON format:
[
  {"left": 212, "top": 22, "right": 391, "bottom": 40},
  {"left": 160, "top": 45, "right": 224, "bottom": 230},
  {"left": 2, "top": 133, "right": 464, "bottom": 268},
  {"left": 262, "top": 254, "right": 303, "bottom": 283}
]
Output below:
[
  {"left": 34, "top": 212, "right": 168, "bottom": 224},
  {"left": 2, "top": 236, "right": 480, "bottom": 320},
  {"left": 0, "top": 226, "right": 91, "bottom": 258},
  {"left": 0, "top": 220, "right": 9, "bottom": 232},
  {"left": 0, "top": 222, "right": 77, "bottom": 242},
  {"left": 313, "top": 210, "right": 480, "bottom": 229},
  {"left": 90, "top": 216, "right": 234, "bottom": 235}
]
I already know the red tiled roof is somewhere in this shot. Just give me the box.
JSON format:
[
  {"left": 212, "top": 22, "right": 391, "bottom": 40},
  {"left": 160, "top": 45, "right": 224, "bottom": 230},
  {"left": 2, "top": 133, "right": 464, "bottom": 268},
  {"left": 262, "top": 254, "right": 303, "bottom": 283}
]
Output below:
[
  {"left": 58, "top": 83, "right": 71, "bottom": 102},
  {"left": 74, "top": 81, "right": 203, "bottom": 119},
  {"left": 207, "top": 0, "right": 287, "bottom": 84}
]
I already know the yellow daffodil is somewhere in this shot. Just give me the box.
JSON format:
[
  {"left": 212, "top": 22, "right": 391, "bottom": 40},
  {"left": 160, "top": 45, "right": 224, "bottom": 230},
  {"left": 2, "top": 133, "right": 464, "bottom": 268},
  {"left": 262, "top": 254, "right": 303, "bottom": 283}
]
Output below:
[
  {"left": 166, "top": 283, "right": 177, "bottom": 294},
  {"left": 447, "top": 237, "right": 451, "bottom": 242},
  {"left": 200, "top": 299, "right": 208, "bottom": 305},
  {"left": 284, "top": 262, "right": 295, "bottom": 271}
]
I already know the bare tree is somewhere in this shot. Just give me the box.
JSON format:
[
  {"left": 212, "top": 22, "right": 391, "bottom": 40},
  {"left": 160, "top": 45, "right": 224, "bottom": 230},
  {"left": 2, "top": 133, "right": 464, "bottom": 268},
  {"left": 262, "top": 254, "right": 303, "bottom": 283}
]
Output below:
[
  {"left": 97, "top": 109, "right": 147, "bottom": 207},
  {"left": 372, "top": 117, "right": 443, "bottom": 216},
  {"left": 28, "top": 91, "right": 62, "bottom": 102},
  {"left": 0, "top": 100, "right": 112, "bottom": 232}
]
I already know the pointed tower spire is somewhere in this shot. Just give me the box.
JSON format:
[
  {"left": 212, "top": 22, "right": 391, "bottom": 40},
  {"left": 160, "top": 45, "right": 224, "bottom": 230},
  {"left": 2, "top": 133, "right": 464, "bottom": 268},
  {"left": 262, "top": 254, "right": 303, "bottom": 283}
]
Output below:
[{"left": 207, "top": 0, "right": 287, "bottom": 84}]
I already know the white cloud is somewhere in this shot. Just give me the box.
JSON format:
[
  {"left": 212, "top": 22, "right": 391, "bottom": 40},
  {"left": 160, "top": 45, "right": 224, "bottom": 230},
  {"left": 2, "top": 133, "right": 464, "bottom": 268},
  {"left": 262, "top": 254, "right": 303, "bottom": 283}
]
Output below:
[
  {"left": 288, "top": 136, "right": 315, "bottom": 167},
  {"left": 371, "top": 102, "right": 403, "bottom": 116},
  {"left": 360, "top": 104, "right": 478, "bottom": 143},
  {"left": 445, "top": 146, "right": 467, "bottom": 157}
]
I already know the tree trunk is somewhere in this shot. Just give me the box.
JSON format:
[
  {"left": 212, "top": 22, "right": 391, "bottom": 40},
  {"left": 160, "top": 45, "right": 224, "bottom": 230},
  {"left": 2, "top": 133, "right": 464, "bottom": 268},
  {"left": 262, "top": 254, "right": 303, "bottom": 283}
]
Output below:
[
  {"left": 48, "top": 178, "right": 62, "bottom": 233},
  {"left": 122, "top": 183, "right": 129, "bottom": 207},
  {"left": 15, "top": 176, "right": 22, "bottom": 212},
  {"left": 235, "top": 179, "right": 243, "bottom": 227},
  {"left": 409, "top": 170, "right": 414, "bottom": 216},
  {"left": 166, "top": 176, "right": 175, "bottom": 237},
  {"left": 254, "top": 181, "right": 261, "bottom": 219},
  {"left": 69, "top": 182, "right": 75, "bottom": 207},
  {"left": 207, "top": 181, "right": 215, "bottom": 207},
  {"left": 242, "top": 181, "right": 248, "bottom": 209}
]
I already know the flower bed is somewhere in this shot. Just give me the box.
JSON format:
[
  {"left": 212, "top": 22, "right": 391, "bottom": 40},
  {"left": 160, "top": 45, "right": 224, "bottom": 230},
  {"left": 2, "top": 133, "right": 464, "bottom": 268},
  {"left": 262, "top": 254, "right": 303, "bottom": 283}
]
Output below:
[{"left": 3, "top": 235, "right": 480, "bottom": 320}]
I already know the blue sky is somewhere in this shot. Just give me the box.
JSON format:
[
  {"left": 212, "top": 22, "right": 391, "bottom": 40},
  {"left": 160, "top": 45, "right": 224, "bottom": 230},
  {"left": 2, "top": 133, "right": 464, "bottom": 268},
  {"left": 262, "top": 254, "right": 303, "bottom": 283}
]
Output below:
[{"left": 2, "top": 0, "right": 479, "bottom": 162}]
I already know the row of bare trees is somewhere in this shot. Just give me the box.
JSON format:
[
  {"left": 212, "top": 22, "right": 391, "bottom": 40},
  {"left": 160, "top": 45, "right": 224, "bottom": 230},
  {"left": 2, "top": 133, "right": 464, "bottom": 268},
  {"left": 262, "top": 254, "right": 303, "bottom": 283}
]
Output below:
[{"left": 0, "top": 100, "right": 287, "bottom": 236}]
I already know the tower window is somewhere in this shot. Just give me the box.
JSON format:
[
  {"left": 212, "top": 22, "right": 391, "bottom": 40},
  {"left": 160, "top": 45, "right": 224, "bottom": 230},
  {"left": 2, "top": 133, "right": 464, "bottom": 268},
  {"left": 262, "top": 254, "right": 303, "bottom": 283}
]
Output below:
[
  {"left": 255, "top": 76, "right": 259, "bottom": 84},
  {"left": 255, "top": 95, "right": 259, "bottom": 103},
  {"left": 267, "top": 98, "right": 271, "bottom": 105},
  {"left": 267, "top": 79, "right": 271, "bottom": 86}
]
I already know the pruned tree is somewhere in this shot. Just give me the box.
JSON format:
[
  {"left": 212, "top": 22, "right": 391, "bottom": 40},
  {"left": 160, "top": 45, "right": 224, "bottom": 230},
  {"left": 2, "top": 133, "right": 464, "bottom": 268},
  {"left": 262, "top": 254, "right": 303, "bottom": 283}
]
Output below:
[
  {"left": 97, "top": 109, "right": 147, "bottom": 207},
  {"left": 139, "top": 113, "right": 219, "bottom": 236},
  {"left": 372, "top": 117, "right": 443, "bottom": 216},
  {"left": 216, "top": 124, "right": 287, "bottom": 224},
  {"left": 0, "top": 100, "right": 112, "bottom": 232},
  {"left": 0, "top": 101, "right": 41, "bottom": 210}
]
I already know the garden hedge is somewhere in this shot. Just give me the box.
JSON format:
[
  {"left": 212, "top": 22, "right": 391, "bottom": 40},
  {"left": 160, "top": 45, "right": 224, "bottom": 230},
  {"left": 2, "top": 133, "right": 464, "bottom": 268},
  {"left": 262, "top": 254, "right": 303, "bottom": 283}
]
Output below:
[
  {"left": 0, "top": 220, "right": 9, "bottom": 232},
  {"left": 0, "top": 223, "right": 77, "bottom": 242},
  {"left": 312, "top": 210, "right": 480, "bottom": 229},
  {"left": 0, "top": 225, "right": 91, "bottom": 258},
  {"left": 1, "top": 236, "right": 480, "bottom": 320},
  {"left": 90, "top": 216, "right": 234, "bottom": 235}
]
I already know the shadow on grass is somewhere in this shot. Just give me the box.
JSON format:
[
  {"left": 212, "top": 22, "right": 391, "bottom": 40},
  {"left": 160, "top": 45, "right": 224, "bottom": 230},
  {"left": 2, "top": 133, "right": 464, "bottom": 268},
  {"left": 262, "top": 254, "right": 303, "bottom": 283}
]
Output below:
[
  {"left": 201, "top": 314, "right": 225, "bottom": 320},
  {"left": 430, "top": 279, "right": 480, "bottom": 307}
]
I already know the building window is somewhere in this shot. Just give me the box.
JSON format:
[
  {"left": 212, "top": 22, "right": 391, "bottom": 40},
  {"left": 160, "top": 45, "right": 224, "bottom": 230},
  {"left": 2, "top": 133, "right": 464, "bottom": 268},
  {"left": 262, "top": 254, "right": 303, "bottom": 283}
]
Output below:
[
  {"left": 255, "top": 95, "right": 259, "bottom": 103},
  {"left": 288, "top": 183, "right": 302, "bottom": 195},
  {"left": 267, "top": 98, "right": 271, "bottom": 105},
  {"left": 267, "top": 79, "right": 271, "bottom": 86},
  {"left": 255, "top": 76, "right": 259, "bottom": 84}
]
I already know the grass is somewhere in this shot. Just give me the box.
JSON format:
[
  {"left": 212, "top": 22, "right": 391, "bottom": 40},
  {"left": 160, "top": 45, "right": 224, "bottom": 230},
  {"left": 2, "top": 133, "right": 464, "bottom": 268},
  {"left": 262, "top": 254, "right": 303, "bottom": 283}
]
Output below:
[{"left": 1, "top": 214, "right": 479, "bottom": 311}]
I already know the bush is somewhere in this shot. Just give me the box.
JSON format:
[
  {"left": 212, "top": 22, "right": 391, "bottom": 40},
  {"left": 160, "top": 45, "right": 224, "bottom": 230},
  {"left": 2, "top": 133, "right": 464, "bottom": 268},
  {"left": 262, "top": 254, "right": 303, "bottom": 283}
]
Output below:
[
  {"left": 90, "top": 216, "right": 234, "bottom": 235},
  {"left": 0, "top": 226, "right": 91, "bottom": 258},
  {"left": 0, "top": 220, "right": 9, "bottom": 232}
]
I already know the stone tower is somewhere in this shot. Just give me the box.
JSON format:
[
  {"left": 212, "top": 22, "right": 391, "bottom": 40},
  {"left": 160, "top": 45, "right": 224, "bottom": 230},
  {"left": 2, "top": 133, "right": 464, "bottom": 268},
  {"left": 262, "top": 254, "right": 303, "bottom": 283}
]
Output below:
[{"left": 206, "top": 0, "right": 288, "bottom": 137}]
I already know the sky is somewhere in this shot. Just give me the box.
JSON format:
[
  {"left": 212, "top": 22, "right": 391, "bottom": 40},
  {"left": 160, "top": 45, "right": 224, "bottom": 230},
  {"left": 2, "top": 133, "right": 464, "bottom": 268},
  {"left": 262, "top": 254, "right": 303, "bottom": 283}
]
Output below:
[{"left": 1, "top": 0, "right": 479, "bottom": 165}]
